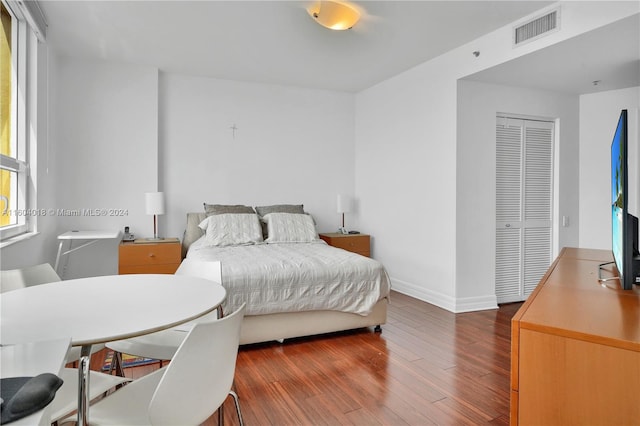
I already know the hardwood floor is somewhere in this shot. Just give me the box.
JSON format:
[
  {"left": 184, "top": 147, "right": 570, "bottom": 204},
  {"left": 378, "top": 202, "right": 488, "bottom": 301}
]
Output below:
[{"left": 115, "top": 291, "right": 523, "bottom": 425}]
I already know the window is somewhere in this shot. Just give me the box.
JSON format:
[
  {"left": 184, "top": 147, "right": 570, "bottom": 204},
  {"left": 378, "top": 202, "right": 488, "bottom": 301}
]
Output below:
[{"left": 1, "top": 0, "right": 35, "bottom": 241}]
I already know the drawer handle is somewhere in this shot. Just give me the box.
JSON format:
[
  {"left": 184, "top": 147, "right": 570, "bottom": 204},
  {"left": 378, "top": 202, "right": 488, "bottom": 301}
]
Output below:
[{"left": 149, "top": 253, "right": 155, "bottom": 257}]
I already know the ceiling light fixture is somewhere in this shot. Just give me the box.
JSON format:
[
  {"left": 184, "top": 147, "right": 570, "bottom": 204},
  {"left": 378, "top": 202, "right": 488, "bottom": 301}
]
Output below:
[{"left": 308, "top": 1, "right": 360, "bottom": 31}]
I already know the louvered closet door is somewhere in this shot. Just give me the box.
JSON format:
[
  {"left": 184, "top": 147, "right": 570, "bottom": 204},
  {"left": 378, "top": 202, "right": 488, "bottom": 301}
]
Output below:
[{"left": 496, "top": 117, "right": 554, "bottom": 303}]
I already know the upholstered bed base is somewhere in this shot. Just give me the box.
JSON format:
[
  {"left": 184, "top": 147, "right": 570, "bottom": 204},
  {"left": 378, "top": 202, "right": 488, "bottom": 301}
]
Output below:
[
  {"left": 182, "top": 211, "right": 389, "bottom": 345},
  {"left": 239, "top": 297, "right": 388, "bottom": 345}
]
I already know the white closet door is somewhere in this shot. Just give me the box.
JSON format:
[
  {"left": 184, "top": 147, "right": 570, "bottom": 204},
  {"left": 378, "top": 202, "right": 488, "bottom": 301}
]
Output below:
[{"left": 496, "top": 117, "right": 554, "bottom": 303}]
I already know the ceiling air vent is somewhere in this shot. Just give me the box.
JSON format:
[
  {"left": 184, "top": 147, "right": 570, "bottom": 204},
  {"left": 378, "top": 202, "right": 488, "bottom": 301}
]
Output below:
[{"left": 514, "top": 9, "right": 559, "bottom": 46}]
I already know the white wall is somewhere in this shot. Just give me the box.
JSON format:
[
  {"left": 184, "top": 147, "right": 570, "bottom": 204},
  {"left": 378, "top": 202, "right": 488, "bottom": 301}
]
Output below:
[
  {"left": 50, "top": 56, "right": 159, "bottom": 278},
  {"left": 4, "top": 1, "right": 637, "bottom": 295},
  {"left": 159, "top": 72, "right": 355, "bottom": 239},
  {"left": 579, "top": 87, "right": 640, "bottom": 249},
  {"left": 355, "top": 57, "right": 459, "bottom": 310},
  {"left": 355, "top": 1, "right": 638, "bottom": 312},
  {"left": 456, "top": 80, "right": 579, "bottom": 308}
]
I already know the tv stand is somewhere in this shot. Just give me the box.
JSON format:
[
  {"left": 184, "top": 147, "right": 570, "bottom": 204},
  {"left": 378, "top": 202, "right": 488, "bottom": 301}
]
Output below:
[
  {"left": 597, "top": 260, "right": 619, "bottom": 283},
  {"left": 510, "top": 248, "right": 640, "bottom": 425}
]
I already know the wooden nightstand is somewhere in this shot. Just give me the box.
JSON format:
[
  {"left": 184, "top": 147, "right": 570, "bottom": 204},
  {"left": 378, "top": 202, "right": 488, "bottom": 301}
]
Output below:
[
  {"left": 118, "top": 239, "right": 182, "bottom": 274},
  {"left": 319, "top": 233, "right": 370, "bottom": 257}
]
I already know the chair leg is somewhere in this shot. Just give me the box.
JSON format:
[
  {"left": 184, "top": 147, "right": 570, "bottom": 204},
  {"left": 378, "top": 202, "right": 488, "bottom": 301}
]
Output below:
[
  {"left": 108, "top": 351, "right": 125, "bottom": 378},
  {"left": 107, "top": 351, "right": 116, "bottom": 374},
  {"left": 229, "top": 390, "right": 244, "bottom": 426},
  {"left": 217, "top": 403, "right": 224, "bottom": 426}
]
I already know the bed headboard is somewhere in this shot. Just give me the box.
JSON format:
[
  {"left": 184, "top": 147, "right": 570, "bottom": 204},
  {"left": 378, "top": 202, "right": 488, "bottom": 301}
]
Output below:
[{"left": 182, "top": 212, "right": 207, "bottom": 258}]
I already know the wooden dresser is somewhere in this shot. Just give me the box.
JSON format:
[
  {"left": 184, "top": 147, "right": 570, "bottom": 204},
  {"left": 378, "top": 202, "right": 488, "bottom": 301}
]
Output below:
[
  {"left": 319, "top": 233, "right": 370, "bottom": 257},
  {"left": 510, "top": 247, "right": 640, "bottom": 425},
  {"left": 118, "top": 240, "right": 181, "bottom": 274}
]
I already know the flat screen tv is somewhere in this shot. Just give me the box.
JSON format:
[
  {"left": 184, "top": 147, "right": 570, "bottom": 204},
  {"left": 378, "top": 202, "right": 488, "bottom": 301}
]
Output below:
[{"left": 608, "top": 109, "right": 640, "bottom": 290}]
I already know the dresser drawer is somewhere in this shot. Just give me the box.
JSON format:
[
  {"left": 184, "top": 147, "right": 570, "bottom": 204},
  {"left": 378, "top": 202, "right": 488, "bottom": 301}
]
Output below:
[
  {"left": 119, "top": 241, "right": 181, "bottom": 274},
  {"left": 319, "top": 233, "right": 370, "bottom": 257}
]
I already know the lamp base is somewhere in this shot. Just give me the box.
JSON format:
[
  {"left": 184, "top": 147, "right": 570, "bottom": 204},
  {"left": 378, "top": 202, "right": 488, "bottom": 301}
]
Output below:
[{"left": 338, "top": 227, "right": 349, "bottom": 235}]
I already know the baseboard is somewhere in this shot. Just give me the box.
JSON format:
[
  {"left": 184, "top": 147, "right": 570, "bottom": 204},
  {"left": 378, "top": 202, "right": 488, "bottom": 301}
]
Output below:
[
  {"left": 390, "top": 277, "right": 498, "bottom": 313},
  {"left": 391, "top": 278, "right": 457, "bottom": 312},
  {"left": 453, "top": 295, "right": 498, "bottom": 313}
]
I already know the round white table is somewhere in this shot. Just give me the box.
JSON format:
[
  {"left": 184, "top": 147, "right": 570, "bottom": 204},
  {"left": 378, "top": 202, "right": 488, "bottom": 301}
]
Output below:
[{"left": 0, "top": 274, "right": 226, "bottom": 426}]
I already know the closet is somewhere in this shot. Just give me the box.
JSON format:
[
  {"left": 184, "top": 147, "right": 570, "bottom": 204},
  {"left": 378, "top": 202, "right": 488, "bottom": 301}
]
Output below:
[{"left": 495, "top": 115, "right": 554, "bottom": 303}]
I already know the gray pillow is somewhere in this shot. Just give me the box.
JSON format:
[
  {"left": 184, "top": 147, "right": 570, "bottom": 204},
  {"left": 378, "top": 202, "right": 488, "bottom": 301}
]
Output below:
[
  {"left": 203, "top": 204, "right": 255, "bottom": 215},
  {"left": 254, "top": 204, "right": 306, "bottom": 239},
  {"left": 254, "top": 204, "right": 304, "bottom": 217}
]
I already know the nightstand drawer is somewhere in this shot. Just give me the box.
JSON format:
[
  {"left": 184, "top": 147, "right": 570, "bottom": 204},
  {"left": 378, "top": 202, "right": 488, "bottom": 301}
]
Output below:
[
  {"left": 119, "top": 243, "right": 180, "bottom": 265},
  {"left": 319, "top": 233, "right": 370, "bottom": 257},
  {"left": 119, "top": 241, "right": 181, "bottom": 274}
]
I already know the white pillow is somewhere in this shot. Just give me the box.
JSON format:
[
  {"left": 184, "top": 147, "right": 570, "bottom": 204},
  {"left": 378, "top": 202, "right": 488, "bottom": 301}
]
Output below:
[
  {"left": 198, "top": 213, "right": 263, "bottom": 247},
  {"left": 264, "top": 213, "right": 318, "bottom": 243}
]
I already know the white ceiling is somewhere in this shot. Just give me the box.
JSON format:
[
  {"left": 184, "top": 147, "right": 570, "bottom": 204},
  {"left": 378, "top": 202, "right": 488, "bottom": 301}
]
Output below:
[
  {"left": 39, "top": 0, "right": 558, "bottom": 93},
  {"left": 38, "top": 1, "right": 639, "bottom": 94},
  {"left": 465, "top": 12, "right": 640, "bottom": 95}
]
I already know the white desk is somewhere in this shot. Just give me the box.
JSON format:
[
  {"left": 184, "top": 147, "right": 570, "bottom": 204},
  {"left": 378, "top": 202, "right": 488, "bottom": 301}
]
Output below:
[
  {"left": 0, "top": 274, "right": 226, "bottom": 426},
  {"left": 0, "top": 339, "right": 71, "bottom": 426},
  {"left": 54, "top": 230, "right": 121, "bottom": 278}
]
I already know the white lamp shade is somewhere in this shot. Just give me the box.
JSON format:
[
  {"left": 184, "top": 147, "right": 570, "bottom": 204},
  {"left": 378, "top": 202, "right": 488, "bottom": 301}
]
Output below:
[
  {"left": 337, "top": 194, "right": 353, "bottom": 214},
  {"left": 145, "top": 192, "right": 165, "bottom": 215}
]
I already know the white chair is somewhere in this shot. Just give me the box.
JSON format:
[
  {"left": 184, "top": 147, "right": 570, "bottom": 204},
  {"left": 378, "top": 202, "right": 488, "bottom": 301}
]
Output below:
[
  {"left": 0, "top": 263, "right": 62, "bottom": 292},
  {"left": 0, "top": 263, "right": 131, "bottom": 423},
  {"left": 0, "top": 263, "right": 107, "bottom": 363},
  {"left": 49, "top": 369, "right": 131, "bottom": 424},
  {"left": 106, "top": 260, "right": 223, "bottom": 367},
  {"left": 62, "top": 303, "right": 246, "bottom": 426}
]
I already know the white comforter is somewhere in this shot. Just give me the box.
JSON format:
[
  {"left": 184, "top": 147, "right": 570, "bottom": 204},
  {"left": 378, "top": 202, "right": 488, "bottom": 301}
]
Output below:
[{"left": 186, "top": 238, "right": 391, "bottom": 316}]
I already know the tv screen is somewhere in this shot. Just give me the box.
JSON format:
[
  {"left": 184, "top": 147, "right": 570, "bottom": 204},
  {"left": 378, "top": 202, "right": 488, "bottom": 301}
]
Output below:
[
  {"left": 609, "top": 109, "right": 640, "bottom": 290},
  {"left": 611, "top": 110, "right": 626, "bottom": 283}
]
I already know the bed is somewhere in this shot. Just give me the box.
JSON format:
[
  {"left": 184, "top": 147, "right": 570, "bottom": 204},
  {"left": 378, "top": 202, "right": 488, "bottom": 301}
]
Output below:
[{"left": 182, "top": 204, "right": 391, "bottom": 345}]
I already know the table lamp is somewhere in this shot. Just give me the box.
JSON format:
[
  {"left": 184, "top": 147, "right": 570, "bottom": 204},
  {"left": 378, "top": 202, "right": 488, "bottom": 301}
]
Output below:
[
  {"left": 337, "top": 194, "right": 353, "bottom": 234},
  {"left": 145, "top": 192, "right": 165, "bottom": 241}
]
